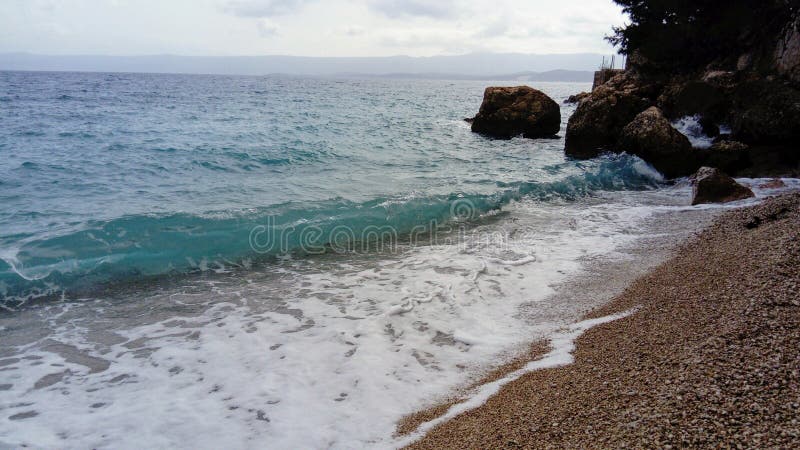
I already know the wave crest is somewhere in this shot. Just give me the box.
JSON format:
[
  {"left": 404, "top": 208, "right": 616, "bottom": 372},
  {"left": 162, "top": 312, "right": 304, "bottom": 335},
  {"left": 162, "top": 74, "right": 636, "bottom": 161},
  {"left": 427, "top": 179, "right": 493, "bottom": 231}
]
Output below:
[{"left": 0, "top": 154, "right": 663, "bottom": 308}]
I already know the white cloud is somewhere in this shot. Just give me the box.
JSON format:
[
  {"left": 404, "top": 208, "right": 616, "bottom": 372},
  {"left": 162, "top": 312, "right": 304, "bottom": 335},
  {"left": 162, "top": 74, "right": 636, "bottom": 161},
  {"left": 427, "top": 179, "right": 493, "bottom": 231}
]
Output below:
[
  {"left": 0, "top": 0, "right": 628, "bottom": 57},
  {"left": 224, "top": 0, "right": 314, "bottom": 17},
  {"left": 475, "top": 20, "right": 510, "bottom": 39},
  {"left": 339, "top": 26, "right": 367, "bottom": 37},
  {"left": 257, "top": 18, "right": 280, "bottom": 37},
  {"left": 367, "top": 0, "right": 460, "bottom": 19}
]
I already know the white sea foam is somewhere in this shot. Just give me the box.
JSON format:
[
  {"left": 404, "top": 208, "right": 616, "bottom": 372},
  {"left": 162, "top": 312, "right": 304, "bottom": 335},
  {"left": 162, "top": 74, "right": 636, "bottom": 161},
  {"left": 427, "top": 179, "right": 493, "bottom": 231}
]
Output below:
[
  {"left": 632, "top": 158, "right": 666, "bottom": 182},
  {"left": 394, "top": 308, "right": 638, "bottom": 448},
  {"left": 0, "top": 183, "right": 797, "bottom": 449},
  {"left": 672, "top": 115, "right": 715, "bottom": 148}
]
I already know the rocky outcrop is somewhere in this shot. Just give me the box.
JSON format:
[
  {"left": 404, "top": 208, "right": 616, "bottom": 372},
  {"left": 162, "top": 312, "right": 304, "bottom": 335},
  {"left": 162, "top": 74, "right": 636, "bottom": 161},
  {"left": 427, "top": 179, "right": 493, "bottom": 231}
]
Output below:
[
  {"left": 691, "top": 167, "right": 755, "bottom": 205},
  {"left": 564, "top": 92, "right": 590, "bottom": 104},
  {"left": 592, "top": 69, "right": 625, "bottom": 90},
  {"left": 470, "top": 86, "right": 560, "bottom": 139},
  {"left": 563, "top": 63, "right": 800, "bottom": 177},
  {"left": 617, "top": 107, "right": 696, "bottom": 178},
  {"left": 564, "top": 72, "right": 655, "bottom": 159},
  {"left": 776, "top": 14, "right": 800, "bottom": 84},
  {"left": 558, "top": 3, "right": 800, "bottom": 177},
  {"left": 730, "top": 79, "right": 800, "bottom": 144},
  {"left": 658, "top": 80, "right": 727, "bottom": 121}
]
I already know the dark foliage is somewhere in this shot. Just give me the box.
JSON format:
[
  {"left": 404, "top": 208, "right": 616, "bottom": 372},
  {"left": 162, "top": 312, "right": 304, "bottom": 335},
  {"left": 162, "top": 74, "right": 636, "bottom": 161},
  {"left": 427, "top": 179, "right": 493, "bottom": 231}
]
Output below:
[{"left": 607, "top": 0, "right": 799, "bottom": 72}]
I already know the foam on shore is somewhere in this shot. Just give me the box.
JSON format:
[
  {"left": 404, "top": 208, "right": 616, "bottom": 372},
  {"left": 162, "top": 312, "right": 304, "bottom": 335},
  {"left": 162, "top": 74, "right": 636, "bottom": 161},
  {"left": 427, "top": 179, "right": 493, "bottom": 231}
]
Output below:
[
  {"left": 0, "top": 180, "right": 796, "bottom": 449},
  {"left": 394, "top": 308, "right": 638, "bottom": 448}
]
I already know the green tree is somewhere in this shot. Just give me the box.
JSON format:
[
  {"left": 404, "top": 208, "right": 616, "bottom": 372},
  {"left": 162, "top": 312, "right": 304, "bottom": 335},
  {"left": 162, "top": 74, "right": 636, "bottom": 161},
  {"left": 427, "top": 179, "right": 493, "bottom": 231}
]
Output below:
[{"left": 607, "top": 0, "right": 797, "bottom": 72}]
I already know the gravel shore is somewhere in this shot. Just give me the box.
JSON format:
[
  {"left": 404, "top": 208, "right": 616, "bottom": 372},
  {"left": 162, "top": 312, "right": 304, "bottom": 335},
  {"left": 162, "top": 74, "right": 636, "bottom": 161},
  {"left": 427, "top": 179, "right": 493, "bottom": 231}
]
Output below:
[{"left": 405, "top": 192, "right": 800, "bottom": 449}]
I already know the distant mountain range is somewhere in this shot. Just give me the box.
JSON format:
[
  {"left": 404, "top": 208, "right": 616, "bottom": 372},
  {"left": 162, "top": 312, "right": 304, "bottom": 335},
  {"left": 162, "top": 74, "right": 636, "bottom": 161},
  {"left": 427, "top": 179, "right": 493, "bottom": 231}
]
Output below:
[
  {"left": 343, "top": 70, "right": 593, "bottom": 82},
  {"left": 0, "top": 52, "right": 608, "bottom": 81}
]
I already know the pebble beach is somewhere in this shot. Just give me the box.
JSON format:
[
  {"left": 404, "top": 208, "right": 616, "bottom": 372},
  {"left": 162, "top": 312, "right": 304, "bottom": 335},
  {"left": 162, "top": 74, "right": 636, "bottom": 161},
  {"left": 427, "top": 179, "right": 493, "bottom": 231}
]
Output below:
[{"left": 404, "top": 192, "right": 800, "bottom": 448}]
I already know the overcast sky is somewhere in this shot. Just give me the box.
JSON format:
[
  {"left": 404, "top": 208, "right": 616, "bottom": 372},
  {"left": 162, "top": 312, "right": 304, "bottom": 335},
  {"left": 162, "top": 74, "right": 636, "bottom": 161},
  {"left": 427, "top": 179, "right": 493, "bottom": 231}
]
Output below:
[{"left": 0, "top": 0, "right": 627, "bottom": 57}]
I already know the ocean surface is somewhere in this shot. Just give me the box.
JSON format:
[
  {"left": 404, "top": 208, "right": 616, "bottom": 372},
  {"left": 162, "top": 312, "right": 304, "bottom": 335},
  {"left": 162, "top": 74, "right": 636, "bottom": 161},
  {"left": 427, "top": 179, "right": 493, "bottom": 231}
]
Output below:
[
  {"left": 0, "top": 71, "right": 791, "bottom": 448},
  {"left": 0, "top": 72, "right": 666, "bottom": 304}
]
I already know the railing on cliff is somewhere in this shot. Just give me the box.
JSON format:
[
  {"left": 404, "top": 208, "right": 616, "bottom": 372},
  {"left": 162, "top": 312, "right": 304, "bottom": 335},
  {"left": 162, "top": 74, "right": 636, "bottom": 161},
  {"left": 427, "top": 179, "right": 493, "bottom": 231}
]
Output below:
[{"left": 592, "top": 55, "right": 626, "bottom": 91}]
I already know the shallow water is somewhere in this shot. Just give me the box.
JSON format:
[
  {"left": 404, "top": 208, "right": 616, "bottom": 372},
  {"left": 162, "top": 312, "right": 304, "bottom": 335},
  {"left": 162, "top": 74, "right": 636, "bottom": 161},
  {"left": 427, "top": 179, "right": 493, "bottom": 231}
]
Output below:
[{"left": 1, "top": 72, "right": 794, "bottom": 448}]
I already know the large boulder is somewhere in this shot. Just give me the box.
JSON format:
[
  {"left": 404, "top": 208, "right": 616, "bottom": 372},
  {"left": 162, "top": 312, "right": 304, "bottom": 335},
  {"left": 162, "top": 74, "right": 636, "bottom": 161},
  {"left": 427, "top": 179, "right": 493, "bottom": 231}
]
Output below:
[
  {"left": 617, "top": 107, "right": 697, "bottom": 178},
  {"left": 691, "top": 167, "right": 755, "bottom": 205},
  {"left": 564, "top": 72, "right": 655, "bottom": 159},
  {"left": 470, "top": 86, "right": 560, "bottom": 139}
]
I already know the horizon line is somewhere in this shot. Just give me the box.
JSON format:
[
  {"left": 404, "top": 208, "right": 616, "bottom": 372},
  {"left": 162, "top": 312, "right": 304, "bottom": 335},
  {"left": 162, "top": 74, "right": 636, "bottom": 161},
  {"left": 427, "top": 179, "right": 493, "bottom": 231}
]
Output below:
[
  {"left": 0, "top": 51, "right": 615, "bottom": 59},
  {"left": 0, "top": 67, "right": 596, "bottom": 79}
]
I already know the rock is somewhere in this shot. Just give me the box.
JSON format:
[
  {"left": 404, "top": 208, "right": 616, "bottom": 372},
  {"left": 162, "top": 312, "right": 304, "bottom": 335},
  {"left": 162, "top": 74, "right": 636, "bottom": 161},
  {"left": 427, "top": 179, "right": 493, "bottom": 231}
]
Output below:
[
  {"left": 775, "top": 14, "right": 800, "bottom": 84},
  {"left": 759, "top": 178, "right": 786, "bottom": 189},
  {"left": 702, "top": 140, "right": 751, "bottom": 174},
  {"left": 702, "top": 70, "right": 736, "bottom": 86},
  {"left": 691, "top": 167, "right": 755, "bottom": 205},
  {"left": 564, "top": 72, "right": 654, "bottom": 159},
  {"left": 564, "top": 92, "right": 590, "bottom": 104},
  {"left": 658, "top": 80, "right": 727, "bottom": 121},
  {"left": 731, "top": 79, "right": 800, "bottom": 144},
  {"left": 698, "top": 116, "right": 720, "bottom": 138},
  {"left": 736, "top": 144, "right": 800, "bottom": 178},
  {"left": 737, "top": 53, "right": 753, "bottom": 71},
  {"left": 470, "top": 86, "right": 560, "bottom": 139},
  {"left": 592, "top": 69, "right": 625, "bottom": 91},
  {"left": 617, "top": 107, "right": 697, "bottom": 178}
]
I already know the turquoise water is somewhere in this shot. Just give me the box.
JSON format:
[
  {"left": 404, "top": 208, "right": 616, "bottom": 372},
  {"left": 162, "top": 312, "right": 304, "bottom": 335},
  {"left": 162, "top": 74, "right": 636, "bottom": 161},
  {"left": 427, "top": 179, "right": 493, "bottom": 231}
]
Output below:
[{"left": 0, "top": 72, "right": 661, "bottom": 306}]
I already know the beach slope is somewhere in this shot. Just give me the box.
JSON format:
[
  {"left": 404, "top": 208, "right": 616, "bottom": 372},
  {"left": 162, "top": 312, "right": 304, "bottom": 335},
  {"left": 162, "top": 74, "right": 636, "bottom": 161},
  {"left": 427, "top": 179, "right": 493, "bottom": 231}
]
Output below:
[{"left": 408, "top": 192, "right": 800, "bottom": 448}]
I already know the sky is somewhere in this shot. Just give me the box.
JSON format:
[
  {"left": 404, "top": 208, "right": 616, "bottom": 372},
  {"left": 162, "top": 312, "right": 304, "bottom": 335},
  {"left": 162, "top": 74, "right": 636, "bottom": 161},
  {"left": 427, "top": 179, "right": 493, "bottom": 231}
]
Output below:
[{"left": 0, "top": 0, "right": 627, "bottom": 57}]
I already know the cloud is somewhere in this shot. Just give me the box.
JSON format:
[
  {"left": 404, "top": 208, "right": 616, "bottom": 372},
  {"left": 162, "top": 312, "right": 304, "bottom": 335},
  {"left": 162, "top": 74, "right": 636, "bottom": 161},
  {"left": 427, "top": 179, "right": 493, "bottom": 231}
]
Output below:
[
  {"left": 224, "top": 0, "right": 313, "bottom": 18},
  {"left": 379, "top": 28, "right": 491, "bottom": 55},
  {"left": 368, "top": 0, "right": 459, "bottom": 20},
  {"left": 339, "top": 26, "right": 366, "bottom": 37},
  {"left": 0, "top": 0, "right": 626, "bottom": 57},
  {"left": 257, "top": 18, "right": 279, "bottom": 37},
  {"left": 474, "top": 20, "right": 509, "bottom": 39}
]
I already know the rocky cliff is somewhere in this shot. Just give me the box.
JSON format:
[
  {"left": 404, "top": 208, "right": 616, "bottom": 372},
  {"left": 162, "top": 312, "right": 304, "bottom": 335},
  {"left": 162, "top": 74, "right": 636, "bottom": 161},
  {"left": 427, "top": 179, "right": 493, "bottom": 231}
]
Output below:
[{"left": 565, "top": 5, "right": 800, "bottom": 178}]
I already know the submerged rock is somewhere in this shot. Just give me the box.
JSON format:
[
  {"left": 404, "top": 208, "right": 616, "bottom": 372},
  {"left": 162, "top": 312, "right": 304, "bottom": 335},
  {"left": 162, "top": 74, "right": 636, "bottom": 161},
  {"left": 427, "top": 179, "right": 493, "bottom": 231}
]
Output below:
[
  {"left": 564, "top": 72, "right": 654, "bottom": 159},
  {"left": 691, "top": 167, "right": 755, "bottom": 205},
  {"left": 470, "top": 86, "right": 560, "bottom": 139},
  {"left": 759, "top": 178, "right": 787, "bottom": 189},
  {"left": 618, "top": 107, "right": 696, "bottom": 178}
]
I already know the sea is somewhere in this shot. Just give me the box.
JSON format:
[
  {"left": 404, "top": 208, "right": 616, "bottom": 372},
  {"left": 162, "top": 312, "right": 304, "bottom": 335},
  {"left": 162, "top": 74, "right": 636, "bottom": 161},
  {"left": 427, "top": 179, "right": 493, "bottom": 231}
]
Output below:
[{"left": 0, "top": 71, "right": 794, "bottom": 449}]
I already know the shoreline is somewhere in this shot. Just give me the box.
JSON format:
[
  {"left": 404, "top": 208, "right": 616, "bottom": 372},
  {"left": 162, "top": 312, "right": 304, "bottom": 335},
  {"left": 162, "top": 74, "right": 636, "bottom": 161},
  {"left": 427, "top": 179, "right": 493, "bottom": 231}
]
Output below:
[
  {"left": 401, "top": 192, "right": 800, "bottom": 448},
  {"left": 396, "top": 191, "right": 724, "bottom": 437}
]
